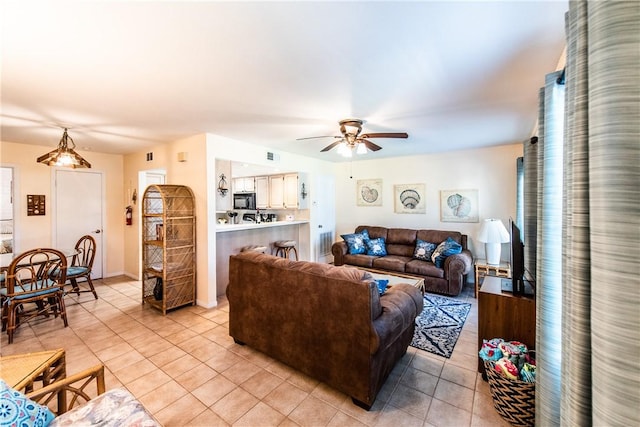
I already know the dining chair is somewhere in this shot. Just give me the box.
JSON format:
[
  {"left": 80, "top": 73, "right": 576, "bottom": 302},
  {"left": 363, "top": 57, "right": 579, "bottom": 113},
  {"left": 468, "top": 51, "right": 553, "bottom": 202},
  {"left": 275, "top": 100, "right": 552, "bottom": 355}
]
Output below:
[
  {"left": 64, "top": 235, "right": 98, "bottom": 300},
  {"left": 1, "top": 248, "right": 68, "bottom": 344}
]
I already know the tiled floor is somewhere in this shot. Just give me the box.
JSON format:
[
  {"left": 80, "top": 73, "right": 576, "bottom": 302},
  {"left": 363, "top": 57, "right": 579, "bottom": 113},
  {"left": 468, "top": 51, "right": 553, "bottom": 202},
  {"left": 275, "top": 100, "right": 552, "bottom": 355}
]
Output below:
[{"left": 1, "top": 276, "right": 510, "bottom": 427}]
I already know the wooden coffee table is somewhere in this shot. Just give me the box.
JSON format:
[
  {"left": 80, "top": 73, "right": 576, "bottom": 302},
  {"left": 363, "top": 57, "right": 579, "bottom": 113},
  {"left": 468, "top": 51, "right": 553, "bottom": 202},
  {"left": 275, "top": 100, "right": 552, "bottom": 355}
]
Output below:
[
  {"left": 356, "top": 267, "right": 425, "bottom": 293},
  {"left": 0, "top": 348, "right": 67, "bottom": 412}
]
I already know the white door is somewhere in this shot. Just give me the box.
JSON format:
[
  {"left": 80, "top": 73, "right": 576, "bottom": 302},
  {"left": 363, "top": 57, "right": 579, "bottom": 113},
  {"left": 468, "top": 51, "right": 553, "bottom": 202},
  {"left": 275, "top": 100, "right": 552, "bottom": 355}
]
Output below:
[
  {"left": 55, "top": 169, "right": 103, "bottom": 279},
  {"left": 314, "top": 174, "right": 336, "bottom": 263}
]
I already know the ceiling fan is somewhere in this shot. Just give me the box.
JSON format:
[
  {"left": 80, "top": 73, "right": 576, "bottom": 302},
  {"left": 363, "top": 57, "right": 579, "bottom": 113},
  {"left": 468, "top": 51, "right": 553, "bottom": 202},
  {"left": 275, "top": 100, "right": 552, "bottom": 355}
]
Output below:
[{"left": 297, "top": 119, "right": 408, "bottom": 156}]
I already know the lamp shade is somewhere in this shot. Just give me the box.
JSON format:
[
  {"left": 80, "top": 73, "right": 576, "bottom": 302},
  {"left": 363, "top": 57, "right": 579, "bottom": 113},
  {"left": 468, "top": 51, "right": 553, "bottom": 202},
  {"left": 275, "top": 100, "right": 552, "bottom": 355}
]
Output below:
[
  {"left": 478, "top": 218, "right": 509, "bottom": 265},
  {"left": 37, "top": 128, "right": 91, "bottom": 168},
  {"left": 477, "top": 219, "right": 510, "bottom": 243}
]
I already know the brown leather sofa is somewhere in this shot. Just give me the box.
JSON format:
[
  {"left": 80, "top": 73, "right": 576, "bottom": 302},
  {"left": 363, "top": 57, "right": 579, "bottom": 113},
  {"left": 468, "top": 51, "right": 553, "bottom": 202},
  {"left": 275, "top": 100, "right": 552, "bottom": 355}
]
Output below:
[
  {"left": 333, "top": 226, "right": 473, "bottom": 296},
  {"left": 227, "top": 251, "right": 424, "bottom": 409}
]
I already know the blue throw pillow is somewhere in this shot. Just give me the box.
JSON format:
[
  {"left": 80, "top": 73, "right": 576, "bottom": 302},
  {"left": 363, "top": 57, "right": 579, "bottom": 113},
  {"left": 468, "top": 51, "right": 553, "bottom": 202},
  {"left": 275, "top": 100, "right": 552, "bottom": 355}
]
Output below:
[
  {"left": 341, "top": 230, "right": 369, "bottom": 255},
  {"left": 431, "top": 237, "right": 463, "bottom": 268},
  {"left": 366, "top": 237, "right": 387, "bottom": 256},
  {"left": 413, "top": 239, "right": 437, "bottom": 261},
  {"left": 375, "top": 279, "right": 389, "bottom": 295},
  {"left": 0, "top": 379, "right": 55, "bottom": 427}
]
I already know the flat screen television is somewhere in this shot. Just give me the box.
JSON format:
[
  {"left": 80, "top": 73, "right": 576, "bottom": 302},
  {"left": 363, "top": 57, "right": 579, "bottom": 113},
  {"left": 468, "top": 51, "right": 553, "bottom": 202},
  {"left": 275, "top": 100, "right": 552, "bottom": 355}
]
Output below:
[{"left": 502, "top": 218, "right": 534, "bottom": 296}]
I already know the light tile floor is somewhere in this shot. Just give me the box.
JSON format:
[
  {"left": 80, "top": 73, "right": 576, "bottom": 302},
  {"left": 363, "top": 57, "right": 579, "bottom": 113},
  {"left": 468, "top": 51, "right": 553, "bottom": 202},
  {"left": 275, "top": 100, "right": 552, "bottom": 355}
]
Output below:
[{"left": 1, "top": 276, "right": 510, "bottom": 427}]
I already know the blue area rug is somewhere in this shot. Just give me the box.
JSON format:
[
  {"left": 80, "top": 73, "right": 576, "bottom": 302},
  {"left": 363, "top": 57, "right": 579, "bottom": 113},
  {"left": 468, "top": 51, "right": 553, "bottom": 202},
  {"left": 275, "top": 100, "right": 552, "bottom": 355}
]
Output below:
[{"left": 411, "top": 294, "right": 471, "bottom": 358}]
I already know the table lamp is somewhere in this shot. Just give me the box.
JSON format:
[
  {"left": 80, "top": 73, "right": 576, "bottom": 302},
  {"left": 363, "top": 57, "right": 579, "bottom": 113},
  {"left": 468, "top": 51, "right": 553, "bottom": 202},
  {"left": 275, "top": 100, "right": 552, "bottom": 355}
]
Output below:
[{"left": 478, "top": 218, "right": 509, "bottom": 265}]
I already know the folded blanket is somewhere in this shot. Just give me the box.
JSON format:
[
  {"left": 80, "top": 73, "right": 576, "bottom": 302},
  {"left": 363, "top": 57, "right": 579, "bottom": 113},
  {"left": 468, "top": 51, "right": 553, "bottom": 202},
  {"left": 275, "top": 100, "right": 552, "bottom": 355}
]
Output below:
[
  {"left": 478, "top": 338, "right": 504, "bottom": 361},
  {"left": 494, "top": 357, "right": 519, "bottom": 380}
]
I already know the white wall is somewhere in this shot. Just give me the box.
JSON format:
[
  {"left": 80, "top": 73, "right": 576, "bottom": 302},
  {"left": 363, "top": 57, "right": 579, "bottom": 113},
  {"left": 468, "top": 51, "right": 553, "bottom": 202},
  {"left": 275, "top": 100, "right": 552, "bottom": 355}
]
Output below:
[
  {"left": 334, "top": 143, "right": 523, "bottom": 260},
  {"left": 1, "top": 140, "right": 125, "bottom": 276}
]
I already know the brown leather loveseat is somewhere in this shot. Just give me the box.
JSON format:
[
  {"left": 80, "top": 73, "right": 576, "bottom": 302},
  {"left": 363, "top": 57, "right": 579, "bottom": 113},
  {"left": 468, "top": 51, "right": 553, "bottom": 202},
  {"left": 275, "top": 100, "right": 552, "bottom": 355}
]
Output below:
[
  {"left": 227, "top": 251, "right": 424, "bottom": 409},
  {"left": 333, "top": 226, "right": 473, "bottom": 296}
]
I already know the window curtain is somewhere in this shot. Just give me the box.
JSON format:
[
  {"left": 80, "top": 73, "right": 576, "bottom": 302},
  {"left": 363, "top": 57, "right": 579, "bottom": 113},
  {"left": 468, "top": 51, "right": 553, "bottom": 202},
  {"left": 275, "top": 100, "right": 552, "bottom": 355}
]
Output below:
[
  {"left": 533, "top": 70, "right": 565, "bottom": 426},
  {"left": 535, "top": 1, "right": 640, "bottom": 426}
]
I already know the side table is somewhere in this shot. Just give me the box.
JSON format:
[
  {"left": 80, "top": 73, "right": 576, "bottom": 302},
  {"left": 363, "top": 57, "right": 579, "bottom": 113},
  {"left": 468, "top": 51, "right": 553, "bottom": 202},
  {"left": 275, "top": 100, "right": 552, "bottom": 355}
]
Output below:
[
  {"left": 0, "top": 348, "right": 67, "bottom": 413},
  {"left": 474, "top": 258, "right": 510, "bottom": 298}
]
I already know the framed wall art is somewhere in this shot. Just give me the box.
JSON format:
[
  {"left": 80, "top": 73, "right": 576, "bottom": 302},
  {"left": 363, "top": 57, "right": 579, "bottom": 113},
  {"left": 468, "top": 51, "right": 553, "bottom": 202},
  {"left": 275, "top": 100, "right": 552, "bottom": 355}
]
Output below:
[
  {"left": 394, "top": 184, "right": 426, "bottom": 214},
  {"left": 440, "top": 189, "right": 479, "bottom": 222},
  {"left": 357, "top": 179, "right": 383, "bottom": 206}
]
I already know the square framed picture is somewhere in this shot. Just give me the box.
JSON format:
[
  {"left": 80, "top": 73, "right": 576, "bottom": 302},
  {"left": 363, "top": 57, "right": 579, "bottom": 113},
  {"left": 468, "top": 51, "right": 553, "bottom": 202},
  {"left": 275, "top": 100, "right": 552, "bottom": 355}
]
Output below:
[
  {"left": 357, "top": 179, "right": 382, "bottom": 206},
  {"left": 440, "top": 189, "right": 479, "bottom": 222},
  {"left": 394, "top": 184, "right": 426, "bottom": 214}
]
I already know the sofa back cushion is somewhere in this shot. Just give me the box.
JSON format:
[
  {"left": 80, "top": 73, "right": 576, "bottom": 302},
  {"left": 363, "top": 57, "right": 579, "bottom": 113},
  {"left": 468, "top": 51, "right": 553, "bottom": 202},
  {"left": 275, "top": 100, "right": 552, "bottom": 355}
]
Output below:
[
  {"left": 417, "top": 230, "right": 465, "bottom": 250},
  {"left": 356, "top": 225, "right": 387, "bottom": 241},
  {"left": 384, "top": 228, "right": 416, "bottom": 257}
]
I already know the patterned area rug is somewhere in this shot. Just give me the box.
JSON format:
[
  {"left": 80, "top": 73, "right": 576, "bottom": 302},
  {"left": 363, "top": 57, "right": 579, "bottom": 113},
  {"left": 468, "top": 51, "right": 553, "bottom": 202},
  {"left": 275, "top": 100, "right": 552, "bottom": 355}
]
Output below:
[{"left": 411, "top": 294, "right": 471, "bottom": 358}]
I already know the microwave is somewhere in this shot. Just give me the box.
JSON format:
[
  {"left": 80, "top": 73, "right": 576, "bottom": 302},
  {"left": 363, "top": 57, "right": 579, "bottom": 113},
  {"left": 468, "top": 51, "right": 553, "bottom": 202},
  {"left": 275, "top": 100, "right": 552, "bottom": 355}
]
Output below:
[{"left": 233, "top": 192, "right": 256, "bottom": 210}]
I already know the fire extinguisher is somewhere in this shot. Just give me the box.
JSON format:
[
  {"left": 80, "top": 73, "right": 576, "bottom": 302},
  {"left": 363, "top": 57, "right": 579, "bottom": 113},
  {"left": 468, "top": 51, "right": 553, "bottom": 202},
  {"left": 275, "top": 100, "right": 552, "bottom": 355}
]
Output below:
[{"left": 125, "top": 205, "right": 133, "bottom": 226}]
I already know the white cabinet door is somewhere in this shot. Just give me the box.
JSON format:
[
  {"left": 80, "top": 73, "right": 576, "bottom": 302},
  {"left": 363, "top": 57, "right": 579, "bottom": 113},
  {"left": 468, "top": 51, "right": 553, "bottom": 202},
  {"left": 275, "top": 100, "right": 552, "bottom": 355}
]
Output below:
[
  {"left": 269, "top": 175, "right": 284, "bottom": 209},
  {"left": 233, "top": 177, "right": 255, "bottom": 192},
  {"left": 243, "top": 177, "right": 255, "bottom": 192},
  {"left": 283, "top": 173, "right": 298, "bottom": 209},
  {"left": 255, "top": 176, "right": 269, "bottom": 209}
]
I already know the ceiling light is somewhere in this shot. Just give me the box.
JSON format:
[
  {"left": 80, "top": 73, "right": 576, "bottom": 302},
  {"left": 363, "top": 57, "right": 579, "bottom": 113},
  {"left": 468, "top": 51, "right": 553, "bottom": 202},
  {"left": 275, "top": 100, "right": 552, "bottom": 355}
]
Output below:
[
  {"left": 356, "top": 143, "right": 367, "bottom": 155},
  {"left": 37, "top": 128, "right": 91, "bottom": 168}
]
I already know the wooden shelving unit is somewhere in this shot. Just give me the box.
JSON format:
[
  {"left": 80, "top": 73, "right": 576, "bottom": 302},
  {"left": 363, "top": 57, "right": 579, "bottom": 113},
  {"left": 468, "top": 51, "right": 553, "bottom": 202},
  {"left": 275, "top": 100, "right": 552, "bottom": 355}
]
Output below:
[{"left": 141, "top": 184, "right": 196, "bottom": 314}]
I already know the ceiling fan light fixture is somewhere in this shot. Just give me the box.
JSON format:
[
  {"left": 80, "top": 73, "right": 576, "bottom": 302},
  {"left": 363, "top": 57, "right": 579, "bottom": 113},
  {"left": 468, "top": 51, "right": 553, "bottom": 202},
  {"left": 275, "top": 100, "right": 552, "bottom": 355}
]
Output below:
[
  {"left": 356, "top": 142, "right": 367, "bottom": 155},
  {"left": 37, "top": 128, "right": 91, "bottom": 168}
]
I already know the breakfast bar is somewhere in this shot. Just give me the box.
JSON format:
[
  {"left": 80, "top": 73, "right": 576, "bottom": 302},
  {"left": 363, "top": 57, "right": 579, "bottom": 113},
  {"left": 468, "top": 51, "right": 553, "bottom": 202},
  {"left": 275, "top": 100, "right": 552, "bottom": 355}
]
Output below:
[{"left": 215, "top": 220, "right": 310, "bottom": 297}]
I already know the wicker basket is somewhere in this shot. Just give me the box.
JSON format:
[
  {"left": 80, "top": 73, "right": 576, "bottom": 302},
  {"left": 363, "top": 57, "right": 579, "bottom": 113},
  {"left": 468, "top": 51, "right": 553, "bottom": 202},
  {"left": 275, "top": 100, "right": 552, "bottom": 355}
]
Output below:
[{"left": 484, "top": 359, "right": 535, "bottom": 427}]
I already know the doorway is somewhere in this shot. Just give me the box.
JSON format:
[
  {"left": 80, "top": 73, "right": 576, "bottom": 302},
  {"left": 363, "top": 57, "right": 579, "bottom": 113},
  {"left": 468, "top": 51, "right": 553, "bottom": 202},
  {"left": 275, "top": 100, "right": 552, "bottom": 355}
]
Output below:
[
  {"left": 0, "top": 166, "right": 15, "bottom": 256},
  {"left": 314, "top": 174, "right": 336, "bottom": 263},
  {"left": 54, "top": 169, "right": 104, "bottom": 279}
]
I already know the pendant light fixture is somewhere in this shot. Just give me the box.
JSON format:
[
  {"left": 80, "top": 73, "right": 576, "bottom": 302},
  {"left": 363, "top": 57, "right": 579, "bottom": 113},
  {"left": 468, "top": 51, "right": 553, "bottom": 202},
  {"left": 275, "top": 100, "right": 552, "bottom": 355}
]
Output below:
[{"left": 37, "top": 128, "right": 91, "bottom": 168}]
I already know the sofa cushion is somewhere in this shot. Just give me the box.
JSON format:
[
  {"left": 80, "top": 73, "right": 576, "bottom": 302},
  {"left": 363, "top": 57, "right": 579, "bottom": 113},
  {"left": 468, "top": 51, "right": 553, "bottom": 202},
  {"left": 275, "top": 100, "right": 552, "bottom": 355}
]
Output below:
[
  {"left": 50, "top": 388, "right": 160, "bottom": 426},
  {"left": 413, "top": 239, "right": 437, "bottom": 261},
  {"left": 372, "top": 255, "right": 411, "bottom": 272},
  {"left": 0, "top": 379, "right": 55, "bottom": 427},
  {"left": 341, "top": 229, "right": 370, "bottom": 255},
  {"left": 405, "top": 259, "right": 445, "bottom": 278},
  {"left": 356, "top": 226, "right": 387, "bottom": 241},
  {"left": 366, "top": 237, "right": 387, "bottom": 256},
  {"left": 344, "top": 253, "right": 377, "bottom": 268},
  {"left": 431, "top": 237, "right": 463, "bottom": 268},
  {"left": 417, "top": 230, "right": 463, "bottom": 247}
]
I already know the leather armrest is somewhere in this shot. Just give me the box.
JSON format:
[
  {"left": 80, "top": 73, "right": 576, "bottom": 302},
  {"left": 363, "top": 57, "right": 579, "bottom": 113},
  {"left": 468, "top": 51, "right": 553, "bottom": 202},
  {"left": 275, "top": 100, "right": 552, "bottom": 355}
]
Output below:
[
  {"left": 332, "top": 241, "right": 348, "bottom": 266},
  {"left": 371, "top": 284, "right": 424, "bottom": 354},
  {"left": 444, "top": 249, "right": 473, "bottom": 277}
]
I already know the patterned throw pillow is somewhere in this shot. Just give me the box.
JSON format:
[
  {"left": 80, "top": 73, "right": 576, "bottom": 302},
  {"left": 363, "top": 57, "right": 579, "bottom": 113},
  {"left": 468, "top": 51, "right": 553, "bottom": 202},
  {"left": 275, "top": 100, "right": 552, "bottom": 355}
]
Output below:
[
  {"left": 366, "top": 237, "right": 387, "bottom": 256},
  {"left": 0, "top": 379, "right": 55, "bottom": 427},
  {"left": 340, "top": 229, "right": 370, "bottom": 255},
  {"left": 431, "top": 237, "right": 463, "bottom": 268},
  {"left": 413, "top": 239, "right": 437, "bottom": 261}
]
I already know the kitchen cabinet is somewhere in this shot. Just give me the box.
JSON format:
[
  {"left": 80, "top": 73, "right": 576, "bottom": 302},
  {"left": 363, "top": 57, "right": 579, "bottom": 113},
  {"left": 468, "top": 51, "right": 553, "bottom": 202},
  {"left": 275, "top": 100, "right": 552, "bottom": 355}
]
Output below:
[
  {"left": 283, "top": 173, "right": 299, "bottom": 209},
  {"left": 269, "top": 175, "right": 285, "bottom": 209},
  {"left": 142, "top": 185, "right": 196, "bottom": 315},
  {"left": 255, "top": 176, "right": 269, "bottom": 209},
  {"left": 233, "top": 177, "right": 255, "bottom": 193}
]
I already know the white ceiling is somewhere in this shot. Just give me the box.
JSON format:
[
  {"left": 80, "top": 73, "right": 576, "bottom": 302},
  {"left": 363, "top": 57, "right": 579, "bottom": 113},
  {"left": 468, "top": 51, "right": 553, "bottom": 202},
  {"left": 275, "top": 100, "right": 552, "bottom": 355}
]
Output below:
[{"left": 1, "top": 1, "right": 567, "bottom": 162}]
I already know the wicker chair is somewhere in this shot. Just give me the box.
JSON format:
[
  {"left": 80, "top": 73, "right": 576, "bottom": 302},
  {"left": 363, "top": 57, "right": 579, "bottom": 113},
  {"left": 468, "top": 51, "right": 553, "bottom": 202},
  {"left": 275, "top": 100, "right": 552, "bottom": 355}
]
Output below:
[
  {"left": 26, "top": 364, "right": 160, "bottom": 425},
  {"left": 1, "top": 248, "right": 69, "bottom": 344},
  {"left": 64, "top": 235, "right": 98, "bottom": 299}
]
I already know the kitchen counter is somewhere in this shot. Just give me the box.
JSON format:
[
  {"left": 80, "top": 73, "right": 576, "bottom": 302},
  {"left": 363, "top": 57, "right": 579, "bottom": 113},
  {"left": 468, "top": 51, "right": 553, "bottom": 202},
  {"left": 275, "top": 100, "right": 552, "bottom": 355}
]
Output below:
[
  {"left": 215, "top": 219, "right": 311, "bottom": 297},
  {"left": 216, "top": 220, "right": 309, "bottom": 233}
]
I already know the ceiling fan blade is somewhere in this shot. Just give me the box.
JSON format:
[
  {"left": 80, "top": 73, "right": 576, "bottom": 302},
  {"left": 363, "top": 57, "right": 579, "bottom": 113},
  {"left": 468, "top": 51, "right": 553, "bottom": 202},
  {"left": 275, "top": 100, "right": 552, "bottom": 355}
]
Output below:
[
  {"left": 361, "top": 139, "right": 382, "bottom": 151},
  {"left": 360, "top": 132, "right": 408, "bottom": 139},
  {"left": 320, "top": 139, "right": 344, "bottom": 152},
  {"left": 296, "top": 135, "right": 341, "bottom": 141}
]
